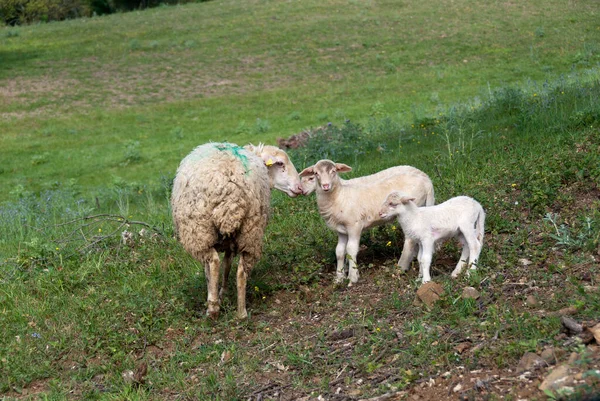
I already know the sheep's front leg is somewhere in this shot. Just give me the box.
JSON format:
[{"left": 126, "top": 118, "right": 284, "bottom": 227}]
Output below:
[
  {"left": 205, "top": 249, "right": 221, "bottom": 319},
  {"left": 236, "top": 253, "right": 251, "bottom": 320},
  {"left": 418, "top": 240, "right": 434, "bottom": 283},
  {"left": 219, "top": 250, "right": 234, "bottom": 299},
  {"left": 346, "top": 229, "right": 361, "bottom": 286},
  {"left": 397, "top": 237, "right": 418, "bottom": 273},
  {"left": 335, "top": 233, "right": 349, "bottom": 284}
]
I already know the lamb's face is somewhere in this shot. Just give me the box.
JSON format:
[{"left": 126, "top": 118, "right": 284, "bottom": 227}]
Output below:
[
  {"left": 300, "top": 174, "right": 317, "bottom": 195},
  {"left": 378, "top": 191, "right": 406, "bottom": 218},
  {"left": 299, "top": 160, "right": 352, "bottom": 193}
]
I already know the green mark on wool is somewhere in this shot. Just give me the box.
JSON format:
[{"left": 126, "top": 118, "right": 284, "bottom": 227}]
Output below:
[{"left": 214, "top": 143, "right": 250, "bottom": 174}]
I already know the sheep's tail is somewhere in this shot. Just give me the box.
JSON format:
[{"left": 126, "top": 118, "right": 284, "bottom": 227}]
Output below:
[
  {"left": 475, "top": 206, "right": 486, "bottom": 245},
  {"left": 425, "top": 183, "right": 435, "bottom": 206}
]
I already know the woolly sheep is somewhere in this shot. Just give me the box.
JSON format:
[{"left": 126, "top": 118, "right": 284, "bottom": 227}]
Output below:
[
  {"left": 378, "top": 192, "right": 485, "bottom": 283},
  {"left": 299, "top": 160, "right": 435, "bottom": 285},
  {"left": 171, "top": 142, "right": 304, "bottom": 319}
]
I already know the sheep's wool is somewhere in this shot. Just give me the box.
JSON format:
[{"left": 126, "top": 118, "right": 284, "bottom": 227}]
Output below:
[{"left": 171, "top": 142, "right": 270, "bottom": 268}]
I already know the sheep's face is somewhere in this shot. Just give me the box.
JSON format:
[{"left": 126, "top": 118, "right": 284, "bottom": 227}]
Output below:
[
  {"left": 379, "top": 191, "right": 414, "bottom": 218},
  {"left": 299, "top": 160, "right": 352, "bottom": 193},
  {"left": 257, "top": 145, "right": 304, "bottom": 197}
]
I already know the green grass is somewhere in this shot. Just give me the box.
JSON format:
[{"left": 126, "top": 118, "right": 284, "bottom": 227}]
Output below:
[
  {"left": 2, "top": 0, "right": 600, "bottom": 399},
  {"left": 1, "top": 0, "right": 600, "bottom": 199}
]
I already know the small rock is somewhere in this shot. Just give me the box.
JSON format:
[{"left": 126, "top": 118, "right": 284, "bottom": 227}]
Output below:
[
  {"left": 525, "top": 295, "right": 538, "bottom": 307},
  {"left": 541, "top": 347, "right": 558, "bottom": 365},
  {"left": 519, "top": 258, "right": 533, "bottom": 266},
  {"left": 122, "top": 370, "right": 135, "bottom": 384},
  {"left": 453, "top": 383, "right": 463, "bottom": 392},
  {"left": 416, "top": 282, "right": 445, "bottom": 307},
  {"left": 567, "top": 352, "right": 579, "bottom": 364},
  {"left": 462, "top": 286, "right": 480, "bottom": 300},
  {"left": 585, "top": 322, "right": 600, "bottom": 344},
  {"left": 539, "top": 364, "right": 574, "bottom": 392},
  {"left": 516, "top": 352, "right": 547, "bottom": 373}
]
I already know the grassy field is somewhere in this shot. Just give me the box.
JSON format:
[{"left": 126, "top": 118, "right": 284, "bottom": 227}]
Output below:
[{"left": 1, "top": 0, "right": 600, "bottom": 400}]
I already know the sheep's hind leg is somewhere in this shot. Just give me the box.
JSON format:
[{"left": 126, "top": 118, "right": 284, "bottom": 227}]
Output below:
[
  {"left": 335, "top": 234, "right": 349, "bottom": 284},
  {"left": 398, "top": 237, "right": 418, "bottom": 273},
  {"left": 204, "top": 249, "right": 221, "bottom": 319},
  {"left": 451, "top": 234, "right": 469, "bottom": 279},
  {"left": 464, "top": 229, "right": 482, "bottom": 274},
  {"left": 219, "top": 250, "right": 234, "bottom": 299},
  {"left": 346, "top": 230, "right": 361, "bottom": 286},
  {"left": 236, "top": 253, "right": 251, "bottom": 319}
]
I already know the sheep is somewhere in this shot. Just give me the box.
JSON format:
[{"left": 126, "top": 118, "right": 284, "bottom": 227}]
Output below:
[
  {"left": 378, "top": 192, "right": 485, "bottom": 283},
  {"left": 299, "top": 160, "right": 435, "bottom": 285},
  {"left": 171, "top": 142, "right": 304, "bottom": 319}
]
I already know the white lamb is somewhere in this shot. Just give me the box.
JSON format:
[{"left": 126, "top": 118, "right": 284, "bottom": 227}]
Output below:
[
  {"left": 171, "top": 142, "right": 304, "bottom": 319},
  {"left": 378, "top": 192, "right": 485, "bottom": 283},
  {"left": 299, "top": 160, "right": 435, "bottom": 285}
]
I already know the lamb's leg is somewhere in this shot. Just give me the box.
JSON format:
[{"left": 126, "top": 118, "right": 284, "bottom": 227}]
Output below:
[
  {"left": 451, "top": 234, "right": 469, "bottom": 278},
  {"left": 416, "top": 243, "right": 424, "bottom": 280},
  {"left": 464, "top": 230, "right": 482, "bottom": 274},
  {"left": 398, "top": 237, "right": 418, "bottom": 272},
  {"left": 236, "top": 253, "right": 250, "bottom": 320},
  {"left": 205, "top": 249, "right": 221, "bottom": 319},
  {"left": 219, "top": 250, "right": 234, "bottom": 299},
  {"left": 346, "top": 230, "right": 361, "bottom": 286},
  {"left": 335, "top": 233, "right": 349, "bottom": 284},
  {"left": 418, "top": 240, "right": 434, "bottom": 283}
]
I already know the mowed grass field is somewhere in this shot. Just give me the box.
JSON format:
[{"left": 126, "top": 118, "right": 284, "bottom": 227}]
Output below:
[
  {"left": 2, "top": 0, "right": 600, "bottom": 400},
  {"left": 1, "top": 0, "right": 599, "bottom": 197}
]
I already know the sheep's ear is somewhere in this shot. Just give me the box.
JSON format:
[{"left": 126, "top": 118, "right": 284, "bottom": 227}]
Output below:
[
  {"left": 299, "top": 166, "right": 315, "bottom": 177},
  {"left": 262, "top": 155, "right": 285, "bottom": 167},
  {"left": 335, "top": 163, "right": 352, "bottom": 173},
  {"left": 400, "top": 196, "right": 416, "bottom": 204}
]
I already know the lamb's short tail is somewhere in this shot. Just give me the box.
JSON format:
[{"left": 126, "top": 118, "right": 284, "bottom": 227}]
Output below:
[
  {"left": 475, "top": 206, "right": 486, "bottom": 245},
  {"left": 425, "top": 184, "right": 435, "bottom": 206}
]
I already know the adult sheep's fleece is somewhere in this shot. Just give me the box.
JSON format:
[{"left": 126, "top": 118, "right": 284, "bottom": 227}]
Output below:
[{"left": 171, "top": 142, "right": 303, "bottom": 319}]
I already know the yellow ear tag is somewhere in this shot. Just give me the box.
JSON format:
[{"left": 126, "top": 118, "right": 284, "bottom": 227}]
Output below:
[{"left": 265, "top": 158, "right": 274, "bottom": 166}]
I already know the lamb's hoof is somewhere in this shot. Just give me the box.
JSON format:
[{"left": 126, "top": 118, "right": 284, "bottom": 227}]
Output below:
[
  {"left": 207, "top": 310, "right": 220, "bottom": 320},
  {"left": 236, "top": 310, "right": 248, "bottom": 320}
]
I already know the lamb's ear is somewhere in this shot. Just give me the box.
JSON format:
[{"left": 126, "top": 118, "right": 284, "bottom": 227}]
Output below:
[
  {"left": 299, "top": 166, "right": 315, "bottom": 177},
  {"left": 335, "top": 163, "right": 352, "bottom": 173},
  {"left": 400, "top": 196, "right": 416, "bottom": 204}
]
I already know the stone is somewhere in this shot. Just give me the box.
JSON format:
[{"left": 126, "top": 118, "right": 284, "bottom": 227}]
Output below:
[
  {"left": 516, "top": 352, "right": 547, "bottom": 373},
  {"left": 567, "top": 352, "right": 579, "bottom": 364},
  {"left": 539, "top": 365, "right": 574, "bottom": 392},
  {"left": 540, "top": 347, "right": 559, "bottom": 365},
  {"left": 462, "top": 286, "right": 480, "bottom": 300},
  {"left": 415, "top": 282, "right": 445, "bottom": 307},
  {"left": 526, "top": 295, "right": 539, "bottom": 307}
]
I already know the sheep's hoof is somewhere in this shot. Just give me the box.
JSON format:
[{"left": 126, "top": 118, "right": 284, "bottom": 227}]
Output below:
[
  {"left": 207, "top": 310, "right": 220, "bottom": 320},
  {"left": 237, "top": 310, "right": 248, "bottom": 320}
]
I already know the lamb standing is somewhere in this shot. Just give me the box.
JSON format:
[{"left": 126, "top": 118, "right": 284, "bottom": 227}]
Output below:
[
  {"left": 171, "top": 142, "right": 304, "bottom": 319},
  {"left": 378, "top": 192, "right": 485, "bottom": 283},
  {"left": 299, "top": 160, "right": 435, "bottom": 285}
]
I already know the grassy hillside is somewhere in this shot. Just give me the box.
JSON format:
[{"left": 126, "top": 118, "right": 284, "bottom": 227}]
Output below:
[{"left": 1, "top": 0, "right": 599, "bottom": 199}]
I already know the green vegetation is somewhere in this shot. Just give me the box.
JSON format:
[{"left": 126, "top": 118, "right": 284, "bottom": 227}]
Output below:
[{"left": 1, "top": 0, "right": 600, "bottom": 399}]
